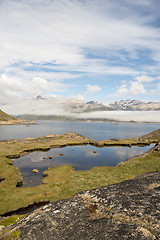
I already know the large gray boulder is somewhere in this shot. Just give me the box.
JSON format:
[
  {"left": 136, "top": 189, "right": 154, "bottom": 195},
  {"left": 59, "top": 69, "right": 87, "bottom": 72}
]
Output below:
[{"left": 2, "top": 172, "right": 160, "bottom": 239}]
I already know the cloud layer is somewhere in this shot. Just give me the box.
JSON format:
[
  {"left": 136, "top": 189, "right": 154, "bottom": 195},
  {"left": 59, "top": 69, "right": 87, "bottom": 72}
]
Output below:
[
  {"left": 0, "top": 0, "right": 160, "bottom": 112},
  {"left": 78, "top": 111, "right": 160, "bottom": 123}
]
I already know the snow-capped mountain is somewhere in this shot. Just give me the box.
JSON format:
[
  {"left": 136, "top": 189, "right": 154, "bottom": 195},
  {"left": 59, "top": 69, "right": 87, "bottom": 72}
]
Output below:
[{"left": 109, "top": 100, "right": 160, "bottom": 111}]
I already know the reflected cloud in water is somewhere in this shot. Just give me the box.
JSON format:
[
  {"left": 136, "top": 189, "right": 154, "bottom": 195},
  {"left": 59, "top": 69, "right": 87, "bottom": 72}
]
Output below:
[
  {"left": 111, "top": 146, "right": 147, "bottom": 161},
  {"left": 13, "top": 144, "right": 154, "bottom": 187}
]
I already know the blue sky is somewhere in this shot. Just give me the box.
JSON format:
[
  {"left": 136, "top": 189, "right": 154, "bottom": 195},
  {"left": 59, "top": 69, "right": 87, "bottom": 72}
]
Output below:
[{"left": 0, "top": 0, "right": 160, "bottom": 113}]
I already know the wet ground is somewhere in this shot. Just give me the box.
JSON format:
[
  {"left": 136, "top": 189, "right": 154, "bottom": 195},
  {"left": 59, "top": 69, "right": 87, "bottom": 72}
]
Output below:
[{"left": 13, "top": 144, "right": 154, "bottom": 187}]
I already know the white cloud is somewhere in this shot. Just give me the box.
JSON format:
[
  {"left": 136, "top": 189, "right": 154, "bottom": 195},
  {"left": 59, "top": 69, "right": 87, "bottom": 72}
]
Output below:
[
  {"left": 115, "top": 74, "right": 158, "bottom": 98},
  {"left": 0, "top": 73, "right": 66, "bottom": 100},
  {"left": 124, "top": 0, "right": 151, "bottom": 7},
  {"left": 87, "top": 84, "right": 101, "bottom": 93},
  {"left": 0, "top": 94, "right": 87, "bottom": 115},
  {"left": 32, "top": 77, "right": 49, "bottom": 91},
  {"left": 0, "top": 0, "right": 160, "bottom": 72},
  {"left": 130, "top": 81, "right": 146, "bottom": 95},
  {"left": 115, "top": 78, "right": 147, "bottom": 98},
  {"left": 117, "top": 83, "right": 128, "bottom": 95},
  {"left": 0, "top": 0, "right": 160, "bottom": 105},
  {"left": 135, "top": 75, "right": 154, "bottom": 82}
]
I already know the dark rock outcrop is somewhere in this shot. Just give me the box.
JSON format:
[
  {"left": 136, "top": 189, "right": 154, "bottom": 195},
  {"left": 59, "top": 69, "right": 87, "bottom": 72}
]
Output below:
[{"left": 2, "top": 172, "right": 160, "bottom": 239}]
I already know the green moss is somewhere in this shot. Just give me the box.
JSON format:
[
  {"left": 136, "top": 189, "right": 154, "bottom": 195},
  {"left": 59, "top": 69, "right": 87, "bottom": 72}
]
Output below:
[
  {"left": 3, "top": 230, "right": 21, "bottom": 240},
  {"left": 0, "top": 215, "right": 26, "bottom": 227},
  {"left": 58, "top": 136, "right": 64, "bottom": 139},
  {"left": 0, "top": 131, "right": 160, "bottom": 215}
]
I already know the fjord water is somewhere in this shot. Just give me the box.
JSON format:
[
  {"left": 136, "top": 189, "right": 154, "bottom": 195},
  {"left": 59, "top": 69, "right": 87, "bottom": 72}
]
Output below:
[
  {"left": 0, "top": 120, "right": 159, "bottom": 140},
  {"left": 13, "top": 144, "right": 154, "bottom": 187}
]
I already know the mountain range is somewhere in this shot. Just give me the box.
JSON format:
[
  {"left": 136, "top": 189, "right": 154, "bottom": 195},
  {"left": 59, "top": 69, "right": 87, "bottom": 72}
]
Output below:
[
  {"left": 109, "top": 100, "right": 160, "bottom": 111},
  {"left": 63, "top": 99, "right": 160, "bottom": 112},
  {"left": 34, "top": 97, "right": 160, "bottom": 112},
  {"left": 55, "top": 98, "right": 160, "bottom": 112},
  {"left": 1, "top": 98, "right": 160, "bottom": 122}
]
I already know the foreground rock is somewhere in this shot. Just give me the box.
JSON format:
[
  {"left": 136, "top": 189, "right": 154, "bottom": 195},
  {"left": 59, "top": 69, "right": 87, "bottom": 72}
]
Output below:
[
  {"left": 2, "top": 172, "right": 160, "bottom": 239},
  {"left": 32, "top": 169, "right": 39, "bottom": 173}
]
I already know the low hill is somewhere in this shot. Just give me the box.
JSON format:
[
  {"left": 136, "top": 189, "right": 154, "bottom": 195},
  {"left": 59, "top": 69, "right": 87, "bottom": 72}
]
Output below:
[
  {"left": 0, "top": 109, "right": 16, "bottom": 121},
  {"left": 0, "top": 109, "right": 33, "bottom": 125}
]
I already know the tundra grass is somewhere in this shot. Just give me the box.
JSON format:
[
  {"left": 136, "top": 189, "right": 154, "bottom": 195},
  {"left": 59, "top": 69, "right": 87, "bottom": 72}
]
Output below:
[
  {"left": 0, "top": 215, "right": 26, "bottom": 227},
  {"left": 0, "top": 131, "right": 160, "bottom": 215}
]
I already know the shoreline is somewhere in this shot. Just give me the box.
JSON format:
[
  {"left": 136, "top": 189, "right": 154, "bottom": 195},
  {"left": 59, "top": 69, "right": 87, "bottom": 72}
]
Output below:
[
  {"left": 1, "top": 119, "right": 160, "bottom": 125},
  {"left": 0, "top": 119, "right": 36, "bottom": 125},
  {"left": 85, "top": 119, "right": 160, "bottom": 124}
]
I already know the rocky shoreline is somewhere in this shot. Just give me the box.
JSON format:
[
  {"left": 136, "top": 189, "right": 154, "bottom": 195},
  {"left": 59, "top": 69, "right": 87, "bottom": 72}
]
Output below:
[{"left": 0, "top": 119, "right": 35, "bottom": 125}]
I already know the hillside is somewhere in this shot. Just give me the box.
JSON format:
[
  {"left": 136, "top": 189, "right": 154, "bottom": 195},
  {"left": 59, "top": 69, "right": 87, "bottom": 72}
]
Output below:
[
  {"left": 0, "top": 109, "right": 32, "bottom": 125},
  {"left": 0, "top": 109, "right": 16, "bottom": 121}
]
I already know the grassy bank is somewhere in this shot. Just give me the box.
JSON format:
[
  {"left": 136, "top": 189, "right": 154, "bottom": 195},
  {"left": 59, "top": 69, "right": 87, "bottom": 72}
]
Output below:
[
  {"left": 0, "top": 131, "right": 160, "bottom": 215},
  {"left": 0, "top": 109, "right": 35, "bottom": 125}
]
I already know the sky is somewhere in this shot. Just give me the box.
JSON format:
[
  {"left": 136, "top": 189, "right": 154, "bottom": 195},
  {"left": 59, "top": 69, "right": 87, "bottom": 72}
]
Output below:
[{"left": 0, "top": 0, "right": 160, "bottom": 114}]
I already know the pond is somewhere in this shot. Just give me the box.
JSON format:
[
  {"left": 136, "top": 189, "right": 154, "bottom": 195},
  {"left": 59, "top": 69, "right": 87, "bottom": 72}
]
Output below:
[{"left": 12, "top": 144, "right": 154, "bottom": 187}]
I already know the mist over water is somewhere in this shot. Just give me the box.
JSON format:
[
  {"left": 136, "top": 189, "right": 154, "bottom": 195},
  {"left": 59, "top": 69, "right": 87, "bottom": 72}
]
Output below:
[
  {"left": 77, "top": 111, "right": 160, "bottom": 123},
  {"left": 1, "top": 97, "right": 160, "bottom": 124}
]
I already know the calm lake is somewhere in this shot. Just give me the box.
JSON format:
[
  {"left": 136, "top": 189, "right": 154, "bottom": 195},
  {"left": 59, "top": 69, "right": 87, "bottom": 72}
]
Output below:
[
  {"left": 1, "top": 120, "right": 159, "bottom": 187},
  {"left": 0, "top": 120, "right": 160, "bottom": 141}
]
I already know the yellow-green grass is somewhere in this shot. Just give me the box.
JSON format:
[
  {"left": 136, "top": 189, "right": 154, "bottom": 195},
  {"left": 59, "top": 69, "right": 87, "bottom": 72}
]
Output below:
[
  {"left": 0, "top": 131, "right": 160, "bottom": 215},
  {"left": 0, "top": 109, "right": 16, "bottom": 122},
  {"left": 0, "top": 215, "right": 26, "bottom": 227},
  {"left": 1, "top": 230, "right": 21, "bottom": 240}
]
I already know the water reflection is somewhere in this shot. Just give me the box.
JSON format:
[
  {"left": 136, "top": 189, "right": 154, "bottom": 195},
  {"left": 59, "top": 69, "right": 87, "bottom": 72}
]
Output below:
[
  {"left": 12, "top": 144, "right": 154, "bottom": 187},
  {"left": 112, "top": 147, "right": 146, "bottom": 161}
]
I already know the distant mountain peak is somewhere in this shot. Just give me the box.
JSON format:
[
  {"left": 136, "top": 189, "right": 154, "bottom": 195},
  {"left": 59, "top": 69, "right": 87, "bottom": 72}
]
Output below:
[
  {"left": 35, "top": 95, "right": 45, "bottom": 100},
  {"left": 86, "top": 101, "right": 96, "bottom": 105},
  {"left": 109, "top": 99, "right": 160, "bottom": 111}
]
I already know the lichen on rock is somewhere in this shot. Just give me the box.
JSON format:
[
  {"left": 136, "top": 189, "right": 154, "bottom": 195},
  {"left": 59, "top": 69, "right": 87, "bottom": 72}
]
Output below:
[{"left": 2, "top": 171, "right": 160, "bottom": 240}]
